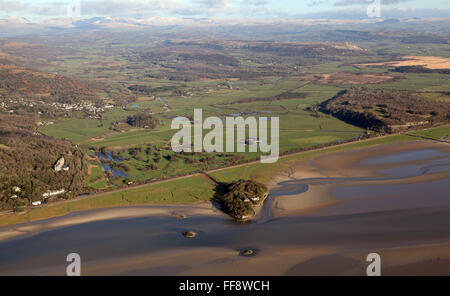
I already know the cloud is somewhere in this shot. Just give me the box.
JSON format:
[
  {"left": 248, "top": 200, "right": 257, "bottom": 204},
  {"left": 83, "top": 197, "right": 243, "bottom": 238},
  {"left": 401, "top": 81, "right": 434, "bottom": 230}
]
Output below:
[
  {"left": 80, "top": 0, "right": 183, "bottom": 16},
  {"left": 1, "top": 0, "right": 266, "bottom": 18},
  {"left": 0, "top": 0, "right": 184, "bottom": 17},
  {"left": 240, "top": 0, "right": 270, "bottom": 15},
  {"left": 334, "top": 0, "right": 411, "bottom": 6},
  {"left": 0, "top": 0, "right": 27, "bottom": 12},
  {"left": 241, "top": 0, "right": 268, "bottom": 6},
  {"left": 174, "top": 0, "right": 237, "bottom": 15},
  {"left": 30, "top": 2, "right": 67, "bottom": 16},
  {"left": 308, "top": 0, "right": 330, "bottom": 7},
  {"left": 294, "top": 6, "right": 450, "bottom": 19},
  {"left": 1, "top": 0, "right": 449, "bottom": 20}
]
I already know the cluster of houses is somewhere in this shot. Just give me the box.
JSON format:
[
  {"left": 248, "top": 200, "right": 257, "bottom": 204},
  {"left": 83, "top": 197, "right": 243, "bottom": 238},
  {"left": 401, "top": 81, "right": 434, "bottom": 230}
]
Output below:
[
  {"left": 11, "top": 187, "right": 67, "bottom": 207},
  {"left": 36, "top": 121, "right": 54, "bottom": 126},
  {"left": 0, "top": 97, "right": 115, "bottom": 117},
  {"left": 14, "top": 157, "right": 70, "bottom": 206},
  {"left": 8, "top": 185, "right": 65, "bottom": 207},
  {"left": 45, "top": 101, "right": 115, "bottom": 118},
  {"left": 0, "top": 97, "right": 43, "bottom": 113},
  {"left": 32, "top": 157, "right": 72, "bottom": 204},
  {"left": 31, "top": 189, "right": 66, "bottom": 206}
]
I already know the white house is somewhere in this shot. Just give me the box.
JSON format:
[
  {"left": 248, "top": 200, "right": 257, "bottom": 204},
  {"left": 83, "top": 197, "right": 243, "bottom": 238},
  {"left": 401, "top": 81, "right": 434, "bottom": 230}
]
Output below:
[{"left": 43, "top": 189, "right": 66, "bottom": 198}]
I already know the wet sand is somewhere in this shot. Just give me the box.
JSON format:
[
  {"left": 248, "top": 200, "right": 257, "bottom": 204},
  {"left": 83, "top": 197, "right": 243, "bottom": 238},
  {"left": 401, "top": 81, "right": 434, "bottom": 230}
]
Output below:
[
  {"left": 1, "top": 140, "right": 450, "bottom": 275},
  {"left": 0, "top": 202, "right": 221, "bottom": 242},
  {"left": 269, "top": 140, "right": 450, "bottom": 217}
]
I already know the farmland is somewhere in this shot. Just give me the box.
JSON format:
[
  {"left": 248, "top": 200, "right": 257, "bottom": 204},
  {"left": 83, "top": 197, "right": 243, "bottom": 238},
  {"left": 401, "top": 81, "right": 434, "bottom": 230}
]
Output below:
[
  {"left": 40, "top": 75, "right": 368, "bottom": 189},
  {"left": 0, "top": 19, "right": 449, "bottom": 210},
  {"left": 2, "top": 1, "right": 450, "bottom": 277}
]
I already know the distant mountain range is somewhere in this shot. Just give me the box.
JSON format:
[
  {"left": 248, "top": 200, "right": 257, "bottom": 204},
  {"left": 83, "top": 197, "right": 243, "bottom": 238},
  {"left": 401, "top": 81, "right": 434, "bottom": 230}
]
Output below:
[
  {"left": 0, "top": 16, "right": 448, "bottom": 38},
  {"left": 0, "top": 16, "right": 225, "bottom": 29},
  {"left": 0, "top": 16, "right": 429, "bottom": 30},
  {"left": 0, "top": 17, "right": 33, "bottom": 25}
]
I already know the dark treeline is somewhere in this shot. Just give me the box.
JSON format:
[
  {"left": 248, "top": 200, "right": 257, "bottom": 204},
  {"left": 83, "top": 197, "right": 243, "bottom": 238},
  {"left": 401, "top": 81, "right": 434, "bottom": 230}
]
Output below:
[
  {"left": 126, "top": 113, "right": 160, "bottom": 129},
  {"left": 391, "top": 66, "right": 450, "bottom": 74},
  {"left": 321, "top": 87, "right": 450, "bottom": 133},
  {"left": 128, "top": 84, "right": 186, "bottom": 95}
]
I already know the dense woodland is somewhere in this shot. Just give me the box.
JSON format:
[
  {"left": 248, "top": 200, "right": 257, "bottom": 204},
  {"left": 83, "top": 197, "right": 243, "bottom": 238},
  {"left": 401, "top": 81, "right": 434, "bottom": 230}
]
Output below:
[
  {"left": 0, "top": 64, "right": 101, "bottom": 104},
  {"left": 126, "top": 113, "right": 160, "bottom": 129},
  {"left": 0, "top": 114, "right": 87, "bottom": 211},
  {"left": 392, "top": 66, "right": 450, "bottom": 74},
  {"left": 123, "top": 40, "right": 368, "bottom": 81},
  {"left": 321, "top": 88, "right": 450, "bottom": 133},
  {"left": 220, "top": 179, "right": 268, "bottom": 220}
]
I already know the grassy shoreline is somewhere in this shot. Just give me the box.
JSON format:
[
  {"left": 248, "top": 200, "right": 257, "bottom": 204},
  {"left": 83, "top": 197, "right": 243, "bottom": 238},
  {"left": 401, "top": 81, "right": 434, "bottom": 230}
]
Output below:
[{"left": 0, "top": 125, "right": 448, "bottom": 227}]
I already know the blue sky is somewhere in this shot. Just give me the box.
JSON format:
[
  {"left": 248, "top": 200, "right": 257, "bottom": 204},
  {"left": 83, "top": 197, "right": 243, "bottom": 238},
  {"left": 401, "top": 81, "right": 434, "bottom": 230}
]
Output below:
[{"left": 1, "top": 0, "right": 450, "bottom": 20}]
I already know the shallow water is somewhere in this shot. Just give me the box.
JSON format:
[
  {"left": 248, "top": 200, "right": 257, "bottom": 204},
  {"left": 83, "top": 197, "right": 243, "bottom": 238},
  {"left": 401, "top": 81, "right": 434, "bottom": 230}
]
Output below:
[
  {"left": 1, "top": 146, "right": 450, "bottom": 275},
  {"left": 98, "top": 164, "right": 130, "bottom": 178},
  {"left": 365, "top": 149, "right": 447, "bottom": 165},
  {"left": 91, "top": 151, "right": 124, "bottom": 162},
  {"left": 91, "top": 151, "right": 129, "bottom": 178}
]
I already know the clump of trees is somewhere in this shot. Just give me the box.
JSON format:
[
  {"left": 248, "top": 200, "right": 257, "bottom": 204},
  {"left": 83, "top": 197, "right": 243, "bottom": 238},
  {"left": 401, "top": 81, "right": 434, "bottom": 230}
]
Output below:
[
  {"left": 126, "top": 113, "right": 159, "bottom": 129},
  {"left": 321, "top": 87, "right": 450, "bottom": 133},
  {"left": 391, "top": 66, "right": 450, "bottom": 74},
  {"left": 0, "top": 114, "right": 87, "bottom": 210},
  {"left": 220, "top": 179, "right": 268, "bottom": 220},
  {"left": 128, "top": 84, "right": 187, "bottom": 95}
]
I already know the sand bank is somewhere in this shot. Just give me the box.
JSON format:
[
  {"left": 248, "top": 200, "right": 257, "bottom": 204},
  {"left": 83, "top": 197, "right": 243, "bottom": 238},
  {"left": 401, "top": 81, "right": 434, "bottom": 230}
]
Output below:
[
  {"left": 268, "top": 140, "right": 450, "bottom": 217},
  {"left": 0, "top": 202, "right": 222, "bottom": 242}
]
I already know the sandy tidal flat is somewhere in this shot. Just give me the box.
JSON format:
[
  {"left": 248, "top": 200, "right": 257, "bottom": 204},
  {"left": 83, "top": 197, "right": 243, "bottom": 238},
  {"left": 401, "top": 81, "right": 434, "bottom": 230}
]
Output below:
[{"left": 1, "top": 140, "right": 450, "bottom": 275}]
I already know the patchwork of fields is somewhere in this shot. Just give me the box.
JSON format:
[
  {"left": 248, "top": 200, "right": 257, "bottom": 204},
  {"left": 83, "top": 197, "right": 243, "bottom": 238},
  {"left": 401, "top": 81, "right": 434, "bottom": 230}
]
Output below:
[
  {"left": 1, "top": 23, "right": 448, "bottom": 214},
  {"left": 40, "top": 61, "right": 449, "bottom": 190}
]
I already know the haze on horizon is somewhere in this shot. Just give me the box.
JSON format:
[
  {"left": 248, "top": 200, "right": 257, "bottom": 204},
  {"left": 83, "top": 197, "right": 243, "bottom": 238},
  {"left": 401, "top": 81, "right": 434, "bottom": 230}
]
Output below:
[{"left": 1, "top": 0, "right": 450, "bottom": 21}]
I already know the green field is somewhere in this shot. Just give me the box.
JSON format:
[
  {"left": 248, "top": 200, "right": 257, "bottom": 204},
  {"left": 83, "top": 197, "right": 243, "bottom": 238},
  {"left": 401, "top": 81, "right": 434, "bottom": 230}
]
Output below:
[
  {"left": 0, "top": 176, "right": 215, "bottom": 226},
  {"left": 31, "top": 33, "right": 450, "bottom": 201},
  {"left": 41, "top": 76, "right": 367, "bottom": 189},
  {"left": 409, "top": 124, "right": 450, "bottom": 140},
  {"left": 40, "top": 63, "right": 450, "bottom": 190}
]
